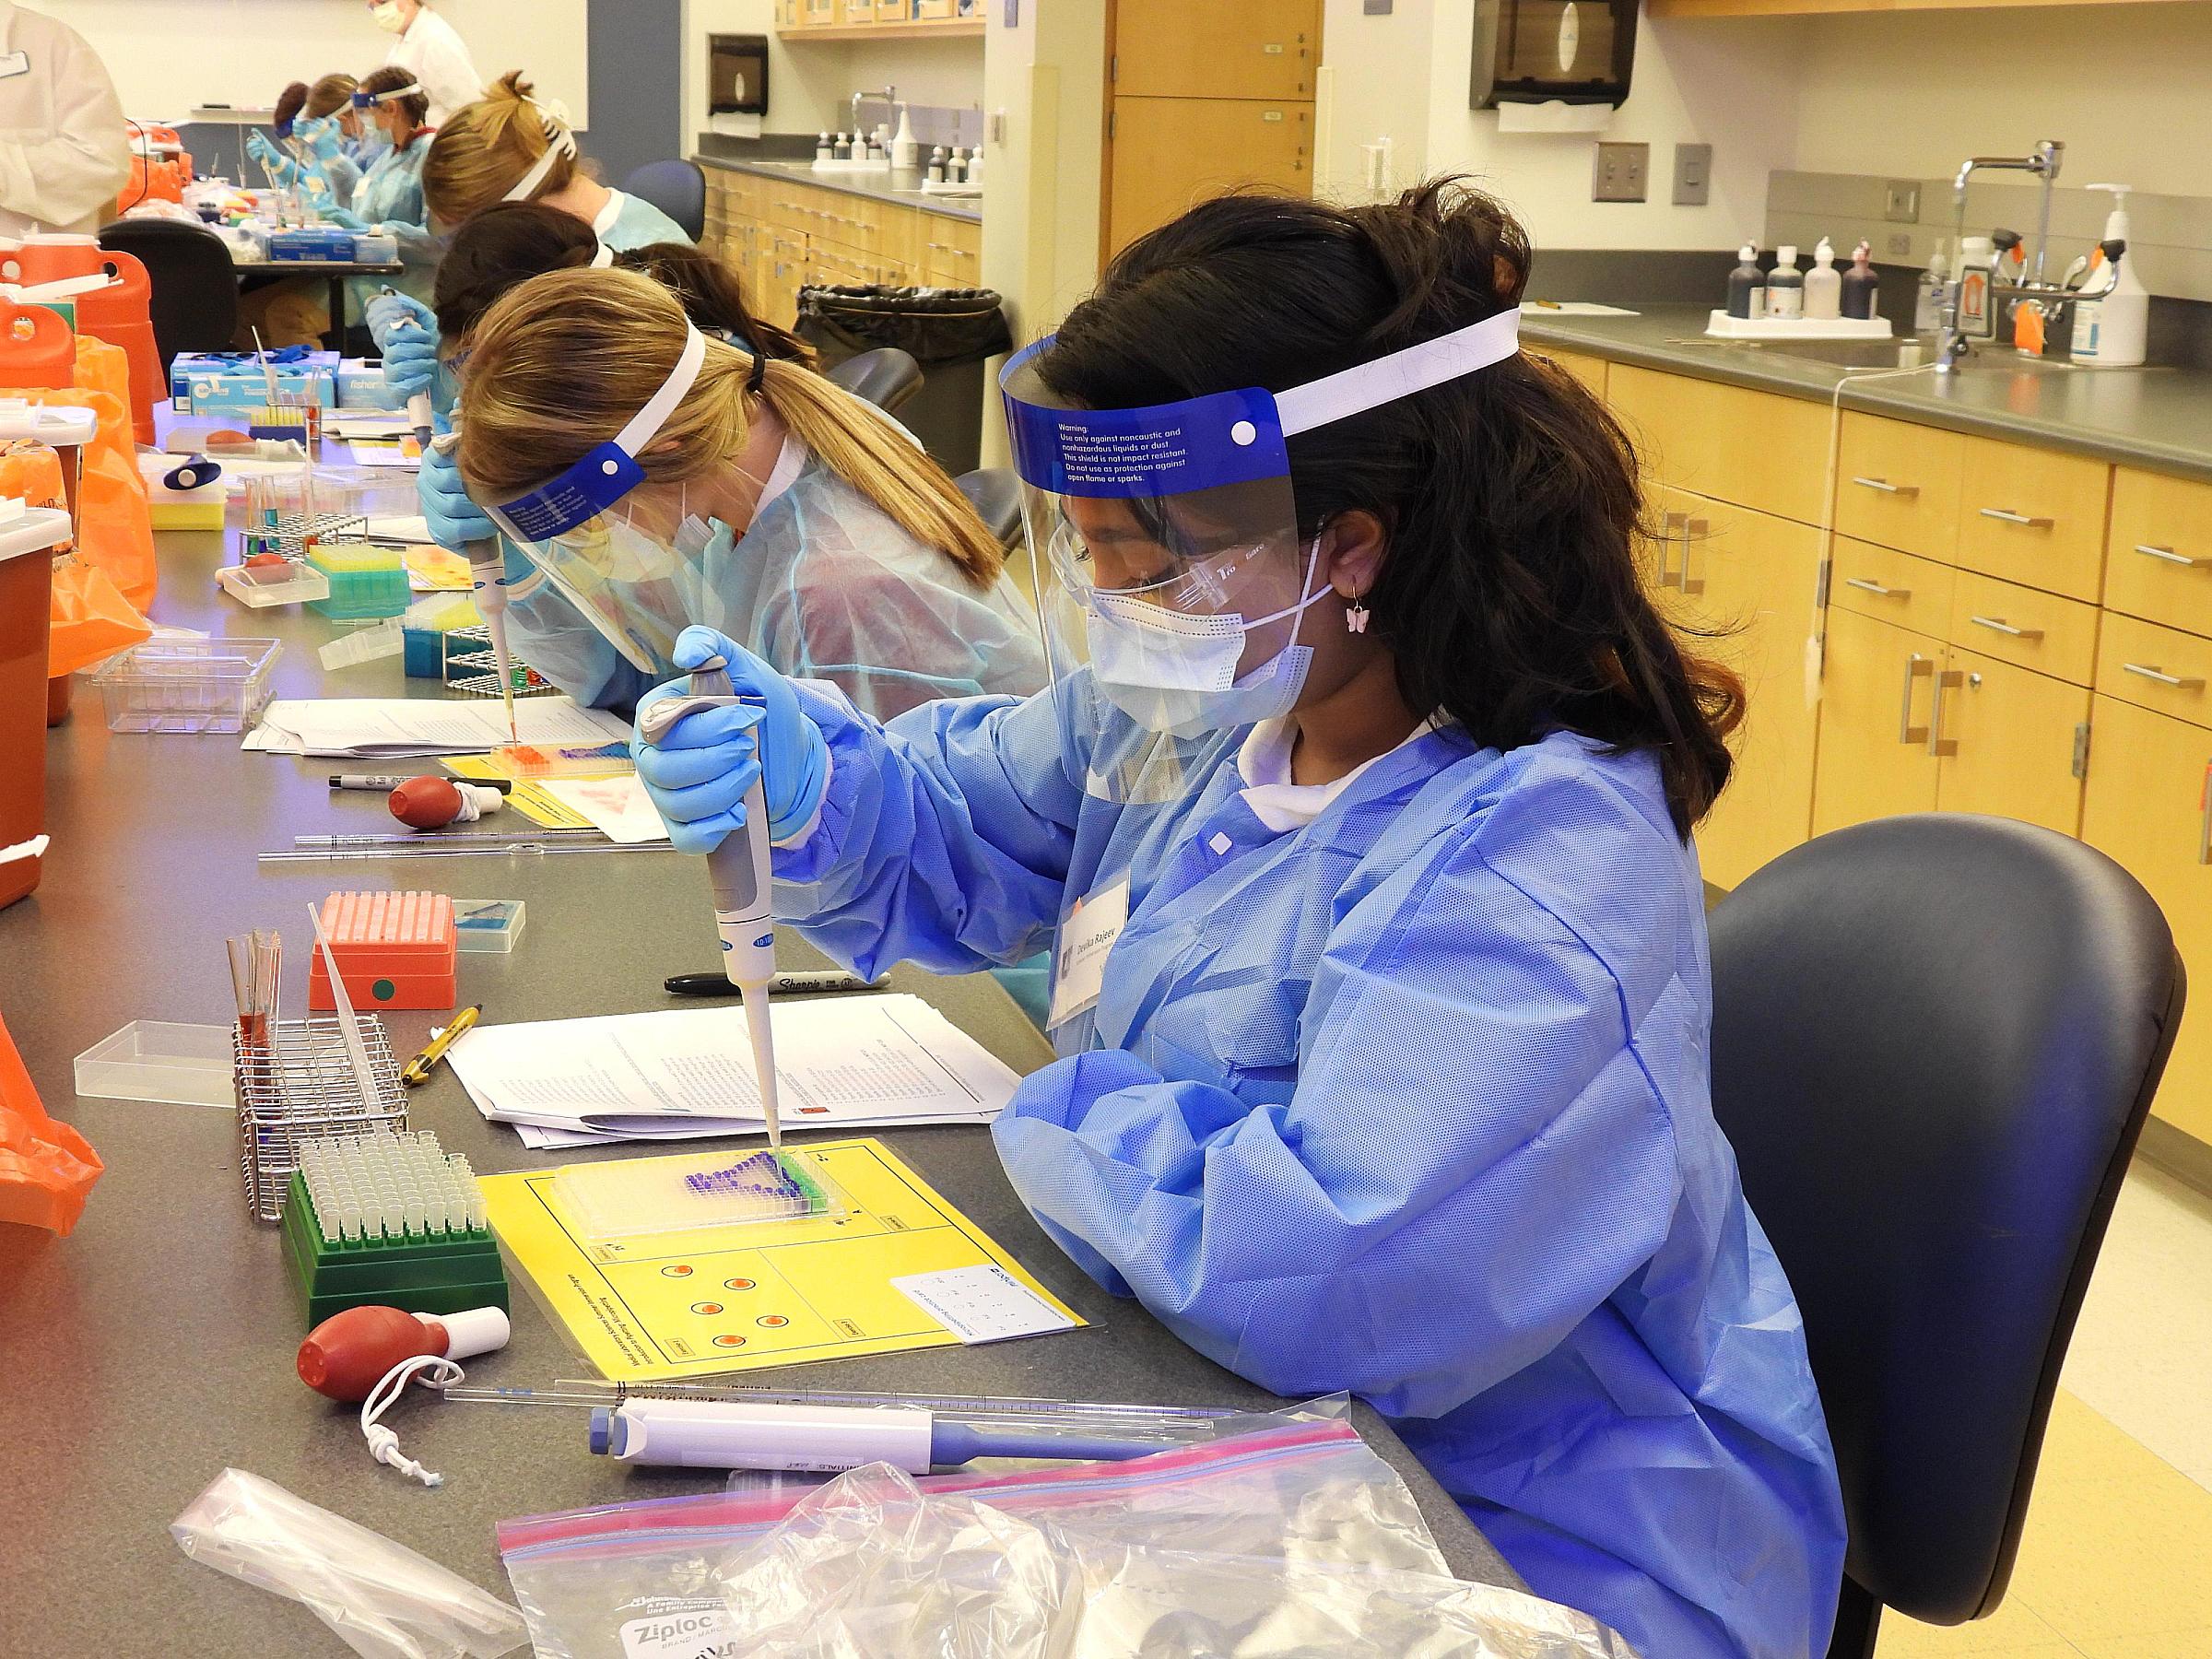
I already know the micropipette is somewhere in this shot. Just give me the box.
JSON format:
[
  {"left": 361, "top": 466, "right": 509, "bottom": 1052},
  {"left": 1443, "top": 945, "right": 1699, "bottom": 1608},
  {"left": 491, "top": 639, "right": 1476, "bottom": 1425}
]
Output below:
[
  {"left": 636, "top": 655, "right": 781, "bottom": 1147},
  {"left": 429, "top": 429, "right": 518, "bottom": 745}
]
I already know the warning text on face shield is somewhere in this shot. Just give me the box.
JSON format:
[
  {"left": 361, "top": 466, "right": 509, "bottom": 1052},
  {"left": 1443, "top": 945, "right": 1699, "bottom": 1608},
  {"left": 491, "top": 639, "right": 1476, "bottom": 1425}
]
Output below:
[{"left": 1054, "top": 420, "right": 1192, "bottom": 489}]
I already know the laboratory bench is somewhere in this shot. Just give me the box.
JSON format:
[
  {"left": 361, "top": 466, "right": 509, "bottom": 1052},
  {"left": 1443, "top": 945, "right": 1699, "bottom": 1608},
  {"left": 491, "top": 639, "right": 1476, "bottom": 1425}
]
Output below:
[
  {"left": 0, "top": 516, "right": 1521, "bottom": 1653},
  {"left": 1526, "top": 306, "right": 2212, "bottom": 1167}
]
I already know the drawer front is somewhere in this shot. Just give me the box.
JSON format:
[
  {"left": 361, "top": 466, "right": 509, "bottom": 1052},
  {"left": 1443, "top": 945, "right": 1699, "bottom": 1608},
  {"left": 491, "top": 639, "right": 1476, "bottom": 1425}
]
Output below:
[
  {"left": 1607, "top": 364, "right": 1830, "bottom": 524},
  {"left": 1954, "top": 434, "right": 2111, "bottom": 602},
  {"left": 1541, "top": 347, "right": 1607, "bottom": 401},
  {"left": 1835, "top": 412, "right": 1963, "bottom": 563},
  {"left": 1947, "top": 569, "right": 2100, "bottom": 687},
  {"left": 2104, "top": 466, "right": 2212, "bottom": 640},
  {"left": 2096, "top": 611, "right": 2212, "bottom": 730},
  {"left": 1830, "top": 536, "right": 1955, "bottom": 640}
]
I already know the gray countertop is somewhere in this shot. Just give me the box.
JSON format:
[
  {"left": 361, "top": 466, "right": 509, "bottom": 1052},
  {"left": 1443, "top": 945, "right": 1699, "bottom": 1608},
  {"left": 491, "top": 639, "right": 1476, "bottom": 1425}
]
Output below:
[
  {"left": 696, "top": 154, "right": 983, "bottom": 225},
  {"left": 1523, "top": 303, "right": 2212, "bottom": 484},
  {"left": 0, "top": 504, "right": 1518, "bottom": 1653}
]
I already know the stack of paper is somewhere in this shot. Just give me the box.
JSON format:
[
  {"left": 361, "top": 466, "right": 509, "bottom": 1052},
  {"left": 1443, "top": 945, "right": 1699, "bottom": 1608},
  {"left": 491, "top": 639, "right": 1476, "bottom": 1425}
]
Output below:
[
  {"left": 245, "top": 695, "right": 629, "bottom": 759},
  {"left": 446, "top": 995, "right": 1021, "bottom": 1147}
]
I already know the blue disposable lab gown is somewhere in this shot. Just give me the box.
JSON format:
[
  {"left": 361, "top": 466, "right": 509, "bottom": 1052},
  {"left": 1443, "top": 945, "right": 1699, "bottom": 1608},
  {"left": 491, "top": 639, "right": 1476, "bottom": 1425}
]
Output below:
[
  {"left": 597, "top": 189, "right": 693, "bottom": 251},
  {"left": 346, "top": 131, "right": 437, "bottom": 314},
  {"left": 769, "top": 684, "right": 1848, "bottom": 1659}
]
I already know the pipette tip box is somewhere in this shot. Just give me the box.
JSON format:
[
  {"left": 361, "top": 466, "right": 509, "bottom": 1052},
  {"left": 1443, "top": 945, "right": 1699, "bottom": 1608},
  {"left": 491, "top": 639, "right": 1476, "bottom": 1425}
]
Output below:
[
  {"left": 306, "top": 544, "right": 411, "bottom": 620},
  {"left": 307, "top": 890, "right": 458, "bottom": 1012},
  {"left": 553, "top": 1149, "right": 846, "bottom": 1244},
  {"left": 453, "top": 899, "right": 525, "bottom": 954},
  {"left": 280, "top": 1129, "right": 507, "bottom": 1325}
]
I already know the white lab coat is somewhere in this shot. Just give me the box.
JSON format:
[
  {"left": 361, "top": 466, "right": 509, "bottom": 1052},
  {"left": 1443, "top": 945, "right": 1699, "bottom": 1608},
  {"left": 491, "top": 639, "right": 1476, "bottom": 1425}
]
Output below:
[
  {"left": 0, "top": 2, "right": 129, "bottom": 238},
  {"left": 385, "top": 6, "right": 484, "bottom": 127}
]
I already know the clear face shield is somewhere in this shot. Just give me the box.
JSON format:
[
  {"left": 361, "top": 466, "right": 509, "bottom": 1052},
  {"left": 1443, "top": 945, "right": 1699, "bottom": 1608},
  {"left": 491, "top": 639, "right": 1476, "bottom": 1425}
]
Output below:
[
  {"left": 484, "top": 323, "right": 757, "bottom": 682},
  {"left": 1000, "top": 307, "right": 1524, "bottom": 799}
]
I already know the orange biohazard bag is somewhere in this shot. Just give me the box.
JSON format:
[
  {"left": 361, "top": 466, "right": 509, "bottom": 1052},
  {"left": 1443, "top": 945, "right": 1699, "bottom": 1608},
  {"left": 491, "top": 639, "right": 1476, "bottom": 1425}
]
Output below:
[
  {"left": 0, "top": 341, "right": 159, "bottom": 614},
  {"left": 0, "top": 442, "right": 150, "bottom": 675},
  {"left": 0, "top": 1012, "right": 104, "bottom": 1236}
]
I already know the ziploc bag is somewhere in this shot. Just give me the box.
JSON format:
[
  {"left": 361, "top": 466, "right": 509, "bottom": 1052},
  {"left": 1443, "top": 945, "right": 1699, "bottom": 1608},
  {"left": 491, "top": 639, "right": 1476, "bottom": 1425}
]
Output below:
[
  {"left": 500, "top": 1419, "right": 1637, "bottom": 1658},
  {"left": 172, "top": 1467, "right": 527, "bottom": 1659}
]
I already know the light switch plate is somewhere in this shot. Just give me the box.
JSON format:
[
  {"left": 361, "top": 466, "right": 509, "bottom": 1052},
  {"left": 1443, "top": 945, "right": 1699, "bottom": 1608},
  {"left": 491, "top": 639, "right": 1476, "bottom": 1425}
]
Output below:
[
  {"left": 1671, "top": 143, "right": 1712, "bottom": 206},
  {"left": 1885, "top": 180, "right": 1921, "bottom": 222},
  {"left": 1593, "top": 142, "right": 1649, "bottom": 204},
  {"left": 1364, "top": 0, "right": 1394, "bottom": 11}
]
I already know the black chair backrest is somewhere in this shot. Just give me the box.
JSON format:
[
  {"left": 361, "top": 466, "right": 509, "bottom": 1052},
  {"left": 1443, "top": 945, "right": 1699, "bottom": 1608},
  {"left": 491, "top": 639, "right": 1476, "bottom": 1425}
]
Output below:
[
  {"left": 98, "top": 219, "right": 240, "bottom": 370},
  {"left": 827, "top": 347, "right": 923, "bottom": 416},
  {"left": 620, "top": 159, "right": 707, "bottom": 243},
  {"left": 955, "top": 467, "right": 1022, "bottom": 552},
  {"left": 1707, "top": 815, "right": 2183, "bottom": 1630}
]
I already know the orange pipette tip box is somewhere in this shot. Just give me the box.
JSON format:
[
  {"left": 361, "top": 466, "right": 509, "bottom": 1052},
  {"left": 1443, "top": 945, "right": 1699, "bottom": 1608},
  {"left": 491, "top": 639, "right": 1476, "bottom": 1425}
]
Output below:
[{"left": 306, "top": 891, "right": 458, "bottom": 1013}]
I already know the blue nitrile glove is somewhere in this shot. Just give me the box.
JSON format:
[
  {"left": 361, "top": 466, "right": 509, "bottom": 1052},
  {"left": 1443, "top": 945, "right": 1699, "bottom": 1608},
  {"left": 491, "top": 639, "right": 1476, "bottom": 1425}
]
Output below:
[
  {"left": 419, "top": 435, "right": 500, "bottom": 549},
  {"left": 381, "top": 330, "right": 441, "bottom": 400},
  {"left": 320, "top": 206, "right": 367, "bottom": 232},
  {"left": 247, "top": 130, "right": 299, "bottom": 185},
  {"left": 635, "top": 628, "right": 830, "bottom": 854},
  {"left": 297, "top": 114, "right": 345, "bottom": 164},
  {"left": 366, "top": 289, "right": 436, "bottom": 353}
]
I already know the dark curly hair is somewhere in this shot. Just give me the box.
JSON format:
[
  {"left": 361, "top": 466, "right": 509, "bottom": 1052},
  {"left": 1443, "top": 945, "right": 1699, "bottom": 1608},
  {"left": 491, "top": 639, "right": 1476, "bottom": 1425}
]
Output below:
[{"left": 1035, "top": 178, "right": 1743, "bottom": 836}]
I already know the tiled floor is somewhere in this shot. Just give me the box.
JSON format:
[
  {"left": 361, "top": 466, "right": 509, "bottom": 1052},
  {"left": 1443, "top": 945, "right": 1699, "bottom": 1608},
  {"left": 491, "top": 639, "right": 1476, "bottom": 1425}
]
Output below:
[{"left": 1875, "top": 1164, "right": 2212, "bottom": 1657}]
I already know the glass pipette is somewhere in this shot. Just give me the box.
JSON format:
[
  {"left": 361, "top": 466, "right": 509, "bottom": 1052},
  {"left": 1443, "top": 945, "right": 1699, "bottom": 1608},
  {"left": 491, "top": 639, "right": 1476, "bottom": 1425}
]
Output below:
[{"left": 259, "top": 841, "right": 676, "bottom": 864}]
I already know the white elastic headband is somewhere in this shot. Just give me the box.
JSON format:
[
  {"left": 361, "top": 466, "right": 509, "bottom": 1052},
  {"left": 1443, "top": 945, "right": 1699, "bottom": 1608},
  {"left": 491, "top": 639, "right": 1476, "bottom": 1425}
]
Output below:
[
  {"left": 1274, "top": 307, "right": 1523, "bottom": 439},
  {"left": 369, "top": 81, "right": 424, "bottom": 105},
  {"left": 501, "top": 108, "right": 578, "bottom": 203},
  {"left": 615, "top": 322, "right": 709, "bottom": 456},
  {"left": 590, "top": 242, "right": 615, "bottom": 269}
]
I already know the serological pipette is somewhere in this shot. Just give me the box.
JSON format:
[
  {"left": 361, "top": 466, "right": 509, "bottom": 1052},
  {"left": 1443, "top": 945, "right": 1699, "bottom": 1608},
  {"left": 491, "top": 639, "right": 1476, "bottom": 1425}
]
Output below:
[
  {"left": 637, "top": 655, "right": 782, "bottom": 1147},
  {"left": 259, "top": 840, "right": 674, "bottom": 865}
]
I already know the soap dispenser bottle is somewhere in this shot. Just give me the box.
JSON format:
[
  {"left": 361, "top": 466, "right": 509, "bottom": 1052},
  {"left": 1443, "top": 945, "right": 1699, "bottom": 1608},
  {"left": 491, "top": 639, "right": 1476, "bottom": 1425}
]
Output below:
[
  {"left": 1805, "top": 238, "right": 1841, "bottom": 320},
  {"left": 890, "top": 103, "right": 919, "bottom": 171},
  {"left": 1766, "top": 245, "right": 1804, "bottom": 320},
  {"left": 1726, "top": 243, "right": 1765, "bottom": 320},
  {"left": 2073, "top": 183, "right": 2148, "bottom": 369},
  {"left": 1841, "top": 241, "right": 1879, "bottom": 320}
]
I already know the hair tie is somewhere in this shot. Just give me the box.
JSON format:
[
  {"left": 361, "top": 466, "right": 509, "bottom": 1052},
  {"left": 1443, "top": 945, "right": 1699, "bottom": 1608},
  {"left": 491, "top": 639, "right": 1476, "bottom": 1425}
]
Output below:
[{"left": 747, "top": 348, "right": 769, "bottom": 394}]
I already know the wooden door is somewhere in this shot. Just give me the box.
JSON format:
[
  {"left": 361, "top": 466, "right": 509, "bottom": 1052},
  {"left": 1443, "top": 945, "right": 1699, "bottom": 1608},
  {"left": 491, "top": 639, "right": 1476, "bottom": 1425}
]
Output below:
[
  {"left": 1112, "top": 0, "right": 1319, "bottom": 100},
  {"left": 1106, "top": 98, "right": 1311, "bottom": 256},
  {"left": 1666, "top": 496, "right": 1823, "bottom": 889},
  {"left": 1932, "top": 646, "right": 2090, "bottom": 835},
  {"left": 1811, "top": 606, "right": 1943, "bottom": 835},
  {"left": 2080, "top": 694, "right": 2212, "bottom": 1142}
]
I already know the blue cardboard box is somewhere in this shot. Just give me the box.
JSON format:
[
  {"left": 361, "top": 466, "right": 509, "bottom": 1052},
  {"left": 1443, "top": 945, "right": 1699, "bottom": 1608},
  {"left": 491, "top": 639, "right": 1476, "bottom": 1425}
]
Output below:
[{"left": 171, "top": 350, "right": 340, "bottom": 416}]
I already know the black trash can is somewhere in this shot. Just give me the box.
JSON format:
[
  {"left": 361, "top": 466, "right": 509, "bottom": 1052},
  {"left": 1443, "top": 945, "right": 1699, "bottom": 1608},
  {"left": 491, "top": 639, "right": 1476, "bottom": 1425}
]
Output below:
[{"left": 796, "top": 285, "right": 1011, "bottom": 477}]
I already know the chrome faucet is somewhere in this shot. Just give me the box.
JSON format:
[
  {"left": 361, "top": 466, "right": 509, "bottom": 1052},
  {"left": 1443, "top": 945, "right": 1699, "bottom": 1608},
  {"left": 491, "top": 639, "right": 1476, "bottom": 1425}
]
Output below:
[
  {"left": 853, "top": 85, "right": 896, "bottom": 140},
  {"left": 1935, "top": 139, "right": 2126, "bottom": 372}
]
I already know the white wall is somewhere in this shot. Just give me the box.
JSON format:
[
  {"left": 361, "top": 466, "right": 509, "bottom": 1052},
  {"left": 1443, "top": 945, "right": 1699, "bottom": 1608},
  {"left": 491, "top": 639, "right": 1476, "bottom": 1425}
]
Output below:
[
  {"left": 1316, "top": 0, "right": 1436, "bottom": 205},
  {"left": 69, "top": 0, "right": 588, "bottom": 124},
  {"left": 1792, "top": 6, "right": 2212, "bottom": 199}
]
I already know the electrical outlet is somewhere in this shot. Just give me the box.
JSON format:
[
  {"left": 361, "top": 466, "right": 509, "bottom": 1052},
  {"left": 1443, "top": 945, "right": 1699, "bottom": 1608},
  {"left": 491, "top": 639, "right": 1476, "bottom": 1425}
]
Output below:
[
  {"left": 1593, "top": 142, "right": 1648, "bottom": 204},
  {"left": 1671, "top": 143, "right": 1712, "bottom": 206},
  {"left": 1884, "top": 180, "right": 1921, "bottom": 222},
  {"left": 1887, "top": 231, "right": 1912, "bottom": 259}
]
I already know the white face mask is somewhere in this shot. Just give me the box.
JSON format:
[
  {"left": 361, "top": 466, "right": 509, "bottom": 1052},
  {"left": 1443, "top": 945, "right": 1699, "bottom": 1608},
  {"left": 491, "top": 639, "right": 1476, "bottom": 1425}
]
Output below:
[
  {"left": 371, "top": 2, "right": 408, "bottom": 35},
  {"left": 1083, "top": 535, "right": 1328, "bottom": 736}
]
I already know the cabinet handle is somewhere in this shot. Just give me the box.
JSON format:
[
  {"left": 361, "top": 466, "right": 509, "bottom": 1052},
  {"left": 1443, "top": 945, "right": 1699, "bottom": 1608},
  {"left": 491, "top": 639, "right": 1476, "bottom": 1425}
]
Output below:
[
  {"left": 1844, "top": 577, "right": 1909, "bottom": 599},
  {"left": 1926, "top": 667, "right": 1964, "bottom": 757},
  {"left": 2136, "top": 543, "right": 2212, "bottom": 569},
  {"left": 1850, "top": 476, "right": 1919, "bottom": 497},
  {"left": 1654, "top": 511, "right": 1685, "bottom": 589},
  {"left": 1968, "top": 615, "right": 2043, "bottom": 640},
  {"left": 1979, "top": 507, "right": 2054, "bottom": 528},
  {"left": 1899, "top": 653, "right": 1934, "bottom": 745},
  {"left": 1679, "top": 518, "right": 1709, "bottom": 595},
  {"left": 2201, "top": 764, "right": 2212, "bottom": 865},
  {"left": 2123, "top": 662, "right": 2206, "bottom": 690}
]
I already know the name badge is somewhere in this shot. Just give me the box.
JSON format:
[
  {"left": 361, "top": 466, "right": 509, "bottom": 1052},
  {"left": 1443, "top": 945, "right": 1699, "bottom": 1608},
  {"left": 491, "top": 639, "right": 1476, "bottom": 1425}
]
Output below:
[
  {"left": 0, "top": 53, "right": 29, "bottom": 80},
  {"left": 1047, "top": 874, "right": 1129, "bottom": 1031}
]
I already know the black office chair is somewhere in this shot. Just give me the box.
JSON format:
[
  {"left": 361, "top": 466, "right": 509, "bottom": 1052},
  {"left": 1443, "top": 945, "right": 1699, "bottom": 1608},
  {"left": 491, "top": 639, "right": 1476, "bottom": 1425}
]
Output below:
[
  {"left": 827, "top": 347, "right": 923, "bottom": 416},
  {"left": 955, "top": 467, "right": 1023, "bottom": 552},
  {"left": 98, "top": 219, "right": 240, "bottom": 371},
  {"left": 1706, "top": 815, "right": 2184, "bottom": 1659},
  {"left": 621, "top": 159, "right": 707, "bottom": 243}
]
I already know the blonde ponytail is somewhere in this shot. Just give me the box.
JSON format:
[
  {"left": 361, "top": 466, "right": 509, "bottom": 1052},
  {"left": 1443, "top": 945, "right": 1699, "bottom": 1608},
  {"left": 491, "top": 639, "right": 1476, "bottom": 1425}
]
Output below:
[
  {"left": 423, "top": 71, "right": 577, "bottom": 227},
  {"left": 457, "top": 267, "right": 1003, "bottom": 588}
]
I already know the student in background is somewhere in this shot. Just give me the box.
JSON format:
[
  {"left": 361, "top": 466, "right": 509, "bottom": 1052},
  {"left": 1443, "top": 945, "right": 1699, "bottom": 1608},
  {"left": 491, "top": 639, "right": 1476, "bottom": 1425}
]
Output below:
[
  {"left": 367, "top": 0, "right": 481, "bottom": 125},
  {"left": 0, "top": 0, "right": 129, "bottom": 238},
  {"left": 321, "top": 68, "right": 438, "bottom": 317}
]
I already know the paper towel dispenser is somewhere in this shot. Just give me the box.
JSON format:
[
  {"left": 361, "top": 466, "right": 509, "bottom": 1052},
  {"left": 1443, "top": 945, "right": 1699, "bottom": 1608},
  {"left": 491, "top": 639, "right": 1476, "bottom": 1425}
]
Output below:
[
  {"left": 708, "top": 34, "right": 771, "bottom": 118},
  {"left": 1469, "top": 0, "right": 1636, "bottom": 109}
]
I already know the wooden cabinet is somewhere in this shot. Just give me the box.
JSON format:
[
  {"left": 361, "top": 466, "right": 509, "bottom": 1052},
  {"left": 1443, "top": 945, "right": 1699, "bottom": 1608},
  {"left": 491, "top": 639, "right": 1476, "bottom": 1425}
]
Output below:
[
  {"left": 1830, "top": 536, "right": 1955, "bottom": 640},
  {"left": 2095, "top": 611, "right": 2212, "bottom": 724},
  {"left": 1105, "top": 98, "right": 1311, "bottom": 257},
  {"left": 2104, "top": 466, "right": 2212, "bottom": 638},
  {"left": 1932, "top": 646, "right": 2090, "bottom": 835},
  {"left": 701, "top": 167, "right": 976, "bottom": 325},
  {"left": 780, "top": 0, "right": 981, "bottom": 37},
  {"left": 1947, "top": 570, "right": 2100, "bottom": 688},
  {"left": 1111, "top": 0, "right": 1317, "bottom": 100},
  {"left": 1542, "top": 347, "right": 1607, "bottom": 401},
  {"left": 1813, "top": 607, "right": 1943, "bottom": 834},
  {"left": 1954, "top": 433, "right": 2112, "bottom": 602},
  {"left": 2081, "top": 693, "right": 2212, "bottom": 1143},
  {"left": 1606, "top": 364, "right": 1830, "bottom": 525},
  {"left": 1835, "top": 412, "right": 1963, "bottom": 562},
  {"left": 923, "top": 216, "right": 982, "bottom": 288},
  {"left": 1653, "top": 490, "right": 1823, "bottom": 888}
]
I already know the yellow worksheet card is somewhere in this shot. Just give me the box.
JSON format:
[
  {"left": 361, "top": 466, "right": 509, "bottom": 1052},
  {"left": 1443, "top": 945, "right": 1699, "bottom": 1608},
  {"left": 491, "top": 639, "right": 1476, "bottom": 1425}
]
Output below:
[
  {"left": 441, "top": 758, "right": 595, "bottom": 830},
  {"left": 479, "top": 1138, "right": 1086, "bottom": 1381}
]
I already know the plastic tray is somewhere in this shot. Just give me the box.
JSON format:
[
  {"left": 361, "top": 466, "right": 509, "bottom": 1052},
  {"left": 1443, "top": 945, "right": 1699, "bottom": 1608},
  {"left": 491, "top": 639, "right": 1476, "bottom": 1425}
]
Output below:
[
  {"left": 92, "top": 635, "right": 281, "bottom": 734},
  {"left": 1703, "top": 311, "right": 1893, "bottom": 341},
  {"left": 553, "top": 1149, "right": 846, "bottom": 1242},
  {"left": 74, "top": 1020, "right": 235, "bottom": 1106},
  {"left": 218, "top": 562, "right": 332, "bottom": 608}
]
